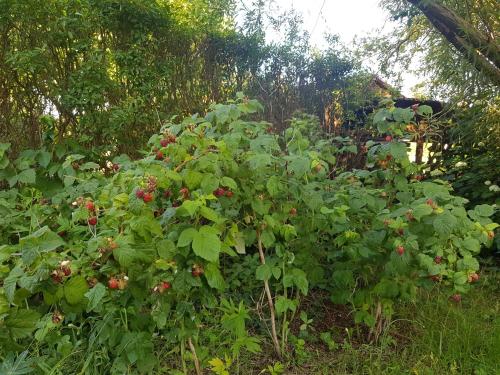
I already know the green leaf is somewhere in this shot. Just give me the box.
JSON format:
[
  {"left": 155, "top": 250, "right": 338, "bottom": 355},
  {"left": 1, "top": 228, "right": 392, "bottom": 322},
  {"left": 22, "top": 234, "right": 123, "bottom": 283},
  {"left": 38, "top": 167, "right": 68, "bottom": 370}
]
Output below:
[
  {"left": 184, "top": 170, "right": 203, "bottom": 189},
  {"left": 266, "top": 176, "right": 282, "bottom": 197},
  {"left": 16, "top": 169, "right": 36, "bottom": 185},
  {"left": 205, "top": 263, "right": 225, "bottom": 290},
  {"left": 462, "top": 237, "right": 480, "bottom": 253},
  {"left": 433, "top": 211, "right": 458, "bottom": 236},
  {"left": 178, "top": 227, "right": 198, "bottom": 247},
  {"left": 19, "top": 226, "right": 65, "bottom": 266},
  {"left": 64, "top": 276, "right": 89, "bottom": 305},
  {"left": 275, "top": 296, "right": 297, "bottom": 314},
  {"left": 220, "top": 176, "right": 237, "bottom": 190},
  {"left": 179, "top": 200, "right": 200, "bottom": 217},
  {"left": 5, "top": 309, "right": 41, "bottom": 340},
  {"left": 412, "top": 204, "right": 433, "bottom": 221},
  {"left": 200, "top": 206, "right": 222, "bottom": 223},
  {"left": 474, "top": 204, "right": 494, "bottom": 217},
  {"left": 192, "top": 227, "right": 221, "bottom": 262},
  {"left": 247, "top": 153, "right": 271, "bottom": 170},
  {"left": 157, "top": 239, "right": 176, "bottom": 259},
  {"left": 389, "top": 142, "right": 408, "bottom": 160},
  {"left": 453, "top": 271, "right": 468, "bottom": 286},
  {"left": 286, "top": 155, "right": 310, "bottom": 177},
  {"left": 4, "top": 266, "right": 24, "bottom": 303},
  {"left": 416, "top": 105, "right": 433, "bottom": 116},
  {"left": 85, "top": 283, "right": 106, "bottom": 312},
  {"left": 255, "top": 264, "right": 272, "bottom": 281},
  {"left": 63, "top": 175, "right": 75, "bottom": 187},
  {"left": 37, "top": 151, "right": 51, "bottom": 168},
  {"left": 113, "top": 246, "right": 137, "bottom": 267}
]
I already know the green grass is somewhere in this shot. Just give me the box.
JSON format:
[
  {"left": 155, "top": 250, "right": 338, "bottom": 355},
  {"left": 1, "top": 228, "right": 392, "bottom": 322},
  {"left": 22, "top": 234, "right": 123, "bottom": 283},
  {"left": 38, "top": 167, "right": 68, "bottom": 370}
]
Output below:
[{"left": 241, "top": 270, "right": 500, "bottom": 375}]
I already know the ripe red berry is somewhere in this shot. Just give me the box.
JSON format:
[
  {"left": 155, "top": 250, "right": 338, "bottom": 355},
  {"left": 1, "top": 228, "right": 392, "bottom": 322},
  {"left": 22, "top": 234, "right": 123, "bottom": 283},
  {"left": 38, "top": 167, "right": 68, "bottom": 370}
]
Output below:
[
  {"left": 135, "top": 189, "right": 145, "bottom": 199},
  {"left": 289, "top": 207, "right": 297, "bottom": 216},
  {"left": 85, "top": 201, "right": 95, "bottom": 211},
  {"left": 163, "top": 189, "right": 172, "bottom": 199},
  {"left": 396, "top": 245, "right": 405, "bottom": 255},
  {"left": 51, "top": 270, "right": 63, "bottom": 284},
  {"left": 155, "top": 281, "right": 171, "bottom": 293},
  {"left": 434, "top": 256, "right": 442, "bottom": 264},
  {"left": 179, "top": 187, "right": 189, "bottom": 200},
  {"left": 155, "top": 151, "right": 164, "bottom": 160},
  {"left": 225, "top": 190, "right": 234, "bottom": 198},
  {"left": 88, "top": 217, "right": 98, "bottom": 226},
  {"left": 451, "top": 294, "right": 461, "bottom": 303},
  {"left": 108, "top": 278, "right": 119, "bottom": 289},
  {"left": 62, "top": 267, "right": 71, "bottom": 276},
  {"left": 160, "top": 139, "right": 169, "bottom": 147},
  {"left": 385, "top": 135, "right": 392, "bottom": 142},
  {"left": 143, "top": 192, "right": 154, "bottom": 203},
  {"left": 213, "top": 187, "right": 225, "bottom": 197}
]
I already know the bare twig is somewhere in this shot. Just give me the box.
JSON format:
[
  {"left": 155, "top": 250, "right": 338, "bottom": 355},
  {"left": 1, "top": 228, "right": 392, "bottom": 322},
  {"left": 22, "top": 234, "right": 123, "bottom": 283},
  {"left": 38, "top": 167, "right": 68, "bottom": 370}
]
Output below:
[{"left": 256, "top": 228, "right": 282, "bottom": 358}]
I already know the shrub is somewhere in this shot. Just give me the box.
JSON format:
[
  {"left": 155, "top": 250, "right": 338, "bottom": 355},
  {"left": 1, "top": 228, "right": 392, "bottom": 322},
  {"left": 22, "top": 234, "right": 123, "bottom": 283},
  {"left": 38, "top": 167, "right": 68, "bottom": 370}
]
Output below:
[{"left": 0, "top": 97, "right": 496, "bottom": 373}]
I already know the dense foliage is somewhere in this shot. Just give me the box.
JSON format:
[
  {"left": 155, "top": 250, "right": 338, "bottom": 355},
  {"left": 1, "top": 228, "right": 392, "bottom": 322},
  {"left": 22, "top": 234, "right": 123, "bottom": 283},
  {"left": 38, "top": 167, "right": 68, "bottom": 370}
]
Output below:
[
  {"left": 364, "top": 0, "right": 500, "bottom": 232},
  {"left": 0, "top": 0, "right": 369, "bottom": 157},
  {"left": 0, "top": 97, "right": 496, "bottom": 374}
]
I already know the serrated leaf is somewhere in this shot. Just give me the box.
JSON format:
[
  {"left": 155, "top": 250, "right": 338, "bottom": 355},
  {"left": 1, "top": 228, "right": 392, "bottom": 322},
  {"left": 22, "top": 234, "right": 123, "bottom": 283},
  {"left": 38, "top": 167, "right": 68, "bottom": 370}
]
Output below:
[
  {"left": 200, "top": 206, "right": 222, "bottom": 223},
  {"left": 64, "top": 276, "right": 89, "bottom": 305},
  {"left": 192, "top": 227, "right": 221, "bottom": 262},
  {"left": 220, "top": 176, "right": 237, "bottom": 190},
  {"left": 474, "top": 204, "right": 494, "bottom": 217},
  {"left": 157, "top": 239, "right": 176, "bottom": 259},
  {"left": 113, "top": 246, "right": 136, "bottom": 267},
  {"left": 205, "top": 263, "right": 225, "bottom": 290},
  {"left": 19, "top": 226, "right": 65, "bottom": 266},
  {"left": 255, "top": 264, "right": 271, "bottom": 281},
  {"left": 37, "top": 151, "right": 51, "bottom": 168},
  {"left": 413, "top": 204, "right": 433, "bottom": 221},
  {"left": 462, "top": 237, "right": 480, "bottom": 253},
  {"left": 275, "top": 296, "right": 297, "bottom": 314},
  {"left": 178, "top": 227, "right": 198, "bottom": 247},
  {"left": 184, "top": 170, "right": 203, "bottom": 189},
  {"left": 433, "top": 211, "right": 458, "bottom": 236},
  {"left": 16, "top": 169, "right": 36, "bottom": 185},
  {"left": 6, "top": 309, "right": 41, "bottom": 339},
  {"left": 4, "top": 266, "right": 24, "bottom": 303},
  {"left": 85, "top": 283, "right": 106, "bottom": 312}
]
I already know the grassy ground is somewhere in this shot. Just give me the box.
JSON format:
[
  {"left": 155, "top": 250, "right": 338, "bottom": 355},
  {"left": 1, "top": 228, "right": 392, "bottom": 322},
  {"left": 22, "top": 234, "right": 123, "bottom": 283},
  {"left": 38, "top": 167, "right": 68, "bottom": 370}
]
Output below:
[{"left": 240, "top": 269, "right": 500, "bottom": 375}]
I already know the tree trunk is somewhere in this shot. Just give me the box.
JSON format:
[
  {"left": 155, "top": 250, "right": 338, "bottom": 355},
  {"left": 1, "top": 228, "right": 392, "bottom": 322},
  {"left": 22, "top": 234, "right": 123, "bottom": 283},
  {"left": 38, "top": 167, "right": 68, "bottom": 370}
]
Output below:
[{"left": 406, "top": 0, "right": 500, "bottom": 86}]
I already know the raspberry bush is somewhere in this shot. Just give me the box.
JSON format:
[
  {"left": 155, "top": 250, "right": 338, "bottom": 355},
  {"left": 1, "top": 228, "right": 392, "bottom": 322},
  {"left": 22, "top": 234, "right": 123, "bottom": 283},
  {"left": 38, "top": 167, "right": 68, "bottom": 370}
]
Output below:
[{"left": 0, "top": 97, "right": 497, "bottom": 373}]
